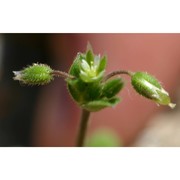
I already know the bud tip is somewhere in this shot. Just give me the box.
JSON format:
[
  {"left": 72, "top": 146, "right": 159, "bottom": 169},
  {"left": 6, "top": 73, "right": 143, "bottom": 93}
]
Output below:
[
  {"left": 169, "top": 103, "right": 176, "bottom": 109},
  {"left": 13, "top": 71, "right": 22, "bottom": 81}
]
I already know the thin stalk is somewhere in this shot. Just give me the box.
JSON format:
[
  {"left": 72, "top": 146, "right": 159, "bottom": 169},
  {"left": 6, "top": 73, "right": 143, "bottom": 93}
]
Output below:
[
  {"left": 51, "top": 70, "right": 75, "bottom": 79},
  {"left": 103, "top": 70, "right": 133, "bottom": 82},
  {"left": 76, "top": 109, "right": 91, "bottom": 147}
]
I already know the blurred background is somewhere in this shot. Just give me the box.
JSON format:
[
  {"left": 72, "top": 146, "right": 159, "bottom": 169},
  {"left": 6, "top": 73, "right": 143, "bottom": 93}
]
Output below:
[{"left": 0, "top": 34, "right": 179, "bottom": 147}]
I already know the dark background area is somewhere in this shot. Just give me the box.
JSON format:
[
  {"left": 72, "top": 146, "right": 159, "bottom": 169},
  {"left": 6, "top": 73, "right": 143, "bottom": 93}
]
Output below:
[{"left": 0, "top": 34, "right": 50, "bottom": 146}]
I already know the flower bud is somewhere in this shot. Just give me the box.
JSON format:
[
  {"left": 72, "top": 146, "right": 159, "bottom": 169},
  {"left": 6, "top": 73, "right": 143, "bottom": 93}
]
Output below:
[
  {"left": 131, "top": 72, "right": 176, "bottom": 108},
  {"left": 67, "top": 48, "right": 122, "bottom": 111},
  {"left": 79, "top": 51, "right": 107, "bottom": 83},
  {"left": 13, "top": 63, "right": 53, "bottom": 85}
]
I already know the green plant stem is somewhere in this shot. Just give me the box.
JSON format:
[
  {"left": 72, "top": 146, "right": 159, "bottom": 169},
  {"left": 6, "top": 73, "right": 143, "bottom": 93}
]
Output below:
[
  {"left": 76, "top": 109, "right": 91, "bottom": 147},
  {"left": 51, "top": 70, "right": 75, "bottom": 79},
  {"left": 103, "top": 70, "right": 133, "bottom": 82}
]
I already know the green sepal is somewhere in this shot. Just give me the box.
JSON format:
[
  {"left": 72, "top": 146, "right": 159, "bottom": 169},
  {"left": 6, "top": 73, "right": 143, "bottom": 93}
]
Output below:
[
  {"left": 86, "top": 49, "right": 94, "bottom": 65},
  {"left": 154, "top": 88, "right": 171, "bottom": 105},
  {"left": 67, "top": 79, "right": 83, "bottom": 103},
  {"left": 97, "top": 56, "right": 107, "bottom": 74},
  {"left": 83, "top": 82, "right": 102, "bottom": 102},
  {"left": 68, "top": 53, "right": 81, "bottom": 77},
  {"left": 102, "top": 78, "right": 124, "bottom": 98},
  {"left": 67, "top": 79, "right": 102, "bottom": 105},
  {"left": 82, "top": 97, "right": 120, "bottom": 112}
]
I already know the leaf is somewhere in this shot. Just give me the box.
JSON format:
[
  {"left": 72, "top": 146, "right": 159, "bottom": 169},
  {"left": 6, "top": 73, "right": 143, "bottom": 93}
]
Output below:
[
  {"left": 68, "top": 53, "right": 81, "bottom": 77},
  {"left": 83, "top": 82, "right": 102, "bottom": 101},
  {"left": 86, "top": 50, "right": 94, "bottom": 65},
  {"left": 67, "top": 80, "right": 82, "bottom": 103},
  {"left": 102, "top": 78, "right": 124, "bottom": 98},
  {"left": 108, "top": 97, "right": 121, "bottom": 106},
  {"left": 82, "top": 97, "right": 120, "bottom": 112},
  {"left": 97, "top": 56, "right": 107, "bottom": 74}
]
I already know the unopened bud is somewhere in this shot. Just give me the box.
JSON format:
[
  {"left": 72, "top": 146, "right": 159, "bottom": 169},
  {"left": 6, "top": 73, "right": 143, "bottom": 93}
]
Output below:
[
  {"left": 131, "top": 72, "right": 176, "bottom": 108},
  {"left": 13, "top": 63, "right": 53, "bottom": 85}
]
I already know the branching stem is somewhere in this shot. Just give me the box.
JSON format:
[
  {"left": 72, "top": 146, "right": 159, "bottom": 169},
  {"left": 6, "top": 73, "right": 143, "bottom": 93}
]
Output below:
[
  {"left": 103, "top": 70, "right": 133, "bottom": 82},
  {"left": 51, "top": 70, "right": 75, "bottom": 79}
]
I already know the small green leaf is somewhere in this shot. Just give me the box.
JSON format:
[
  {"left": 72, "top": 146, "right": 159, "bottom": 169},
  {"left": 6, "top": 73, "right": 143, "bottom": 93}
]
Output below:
[
  {"left": 86, "top": 50, "right": 94, "bottom": 65},
  {"left": 108, "top": 97, "right": 121, "bottom": 106},
  {"left": 68, "top": 54, "right": 81, "bottom": 77},
  {"left": 97, "top": 56, "right": 107, "bottom": 74},
  {"left": 82, "top": 97, "right": 120, "bottom": 112},
  {"left": 67, "top": 79, "right": 82, "bottom": 103},
  {"left": 102, "top": 78, "right": 124, "bottom": 98},
  {"left": 82, "top": 100, "right": 110, "bottom": 111},
  {"left": 83, "top": 82, "right": 102, "bottom": 102}
]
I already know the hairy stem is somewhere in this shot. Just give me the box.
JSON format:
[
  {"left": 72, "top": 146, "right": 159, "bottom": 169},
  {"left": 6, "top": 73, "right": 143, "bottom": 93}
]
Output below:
[
  {"left": 103, "top": 70, "right": 133, "bottom": 82},
  {"left": 51, "top": 70, "right": 75, "bottom": 79},
  {"left": 76, "top": 109, "right": 91, "bottom": 147}
]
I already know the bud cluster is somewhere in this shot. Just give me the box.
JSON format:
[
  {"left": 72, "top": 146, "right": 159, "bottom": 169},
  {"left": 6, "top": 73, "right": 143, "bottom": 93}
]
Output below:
[
  {"left": 13, "top": 47, "right": 176, "bottom": 110},
  {"left": 67, "top": 49, "right": 124, "bottom": 111}
]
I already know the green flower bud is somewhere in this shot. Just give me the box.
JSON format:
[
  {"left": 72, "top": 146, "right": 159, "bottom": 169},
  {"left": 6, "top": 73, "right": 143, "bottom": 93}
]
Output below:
[
  {"left": 79, "top": 50, "right": 107, "bottom": 83},
  {"left": 131, "top": 72, "right": 176, "bottom": 108},
  {"left": 13, "top": 63, "right": 54, "bottom": 85},
  {"left": 67, "top": 48, "right": 123, "bottom": 112}
]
